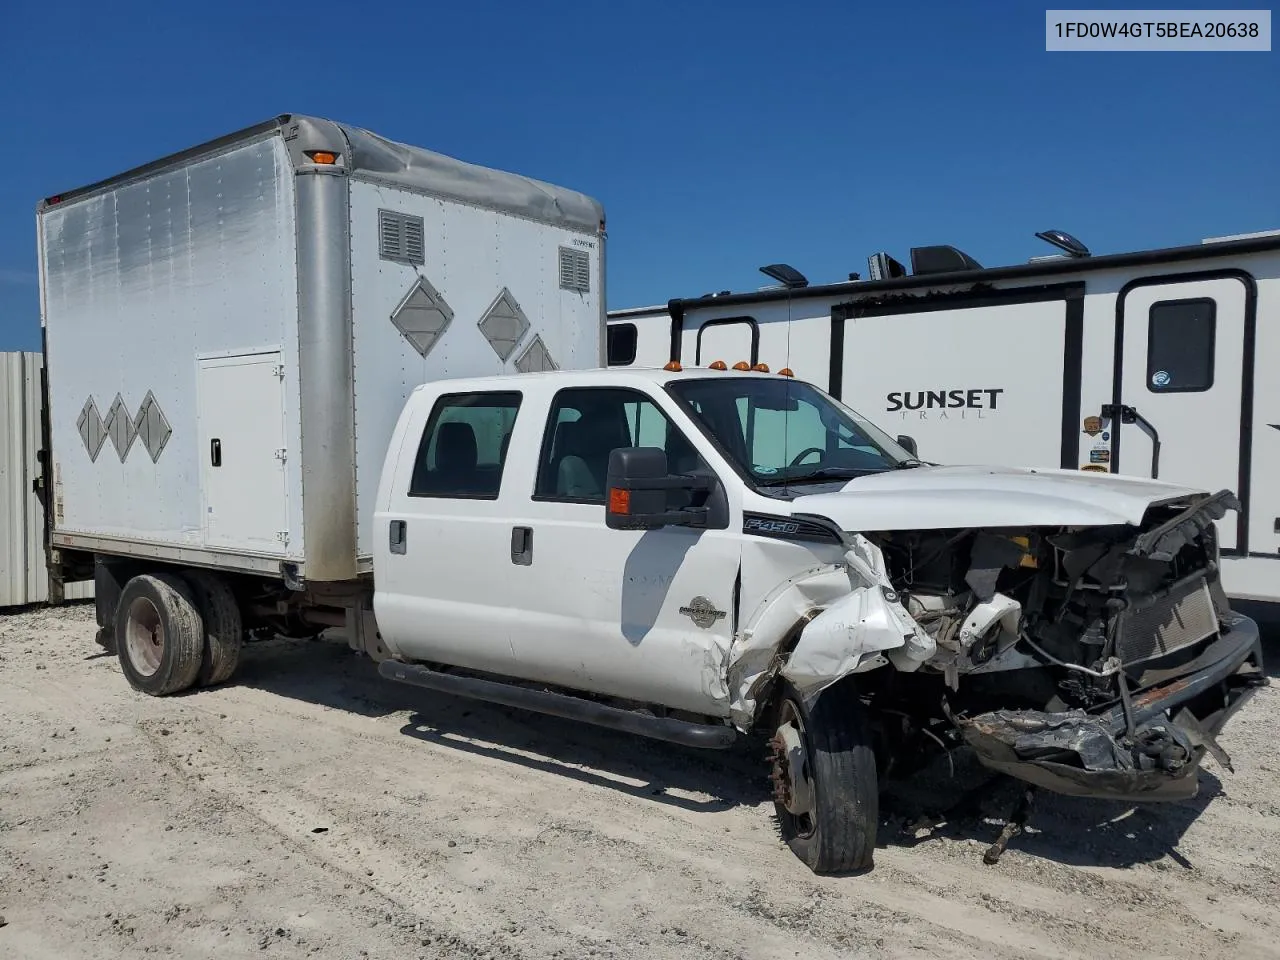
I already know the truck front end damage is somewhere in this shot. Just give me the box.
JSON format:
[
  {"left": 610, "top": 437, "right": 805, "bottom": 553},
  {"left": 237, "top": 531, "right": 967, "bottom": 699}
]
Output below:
[{"left": 737, "top": 488, "right": 1266, "bottom": 803}]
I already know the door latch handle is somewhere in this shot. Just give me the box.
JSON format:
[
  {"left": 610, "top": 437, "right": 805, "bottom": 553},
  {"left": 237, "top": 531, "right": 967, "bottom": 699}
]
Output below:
[
  {"left": 511, "top": 526, "right": 533, "bottom": 565},
  {"left": 210, "top": 438, "right": 222, "bottom": 467},
  {"left": 389, "top": 519, "right": 407, "bottom": 555},
  {"left": 1101, "top": 403, "right": 1161, "bottom": 479}
]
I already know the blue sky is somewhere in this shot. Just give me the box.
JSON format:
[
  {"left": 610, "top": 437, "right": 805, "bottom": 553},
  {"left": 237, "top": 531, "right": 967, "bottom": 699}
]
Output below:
[{"left": 1, "top": 1, "right": 1275, "bottom": 351}]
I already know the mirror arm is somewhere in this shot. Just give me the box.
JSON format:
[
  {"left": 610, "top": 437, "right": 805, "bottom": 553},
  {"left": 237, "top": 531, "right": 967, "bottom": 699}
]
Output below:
[{"left": 611, "top": 473, "right": 713, "bottom": 493}]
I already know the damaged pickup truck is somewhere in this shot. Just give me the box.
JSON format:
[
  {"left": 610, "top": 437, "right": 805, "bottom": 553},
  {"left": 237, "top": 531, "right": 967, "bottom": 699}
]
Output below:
[{"left": 366, "top": 368, "right": 1267, "bottom": 874}]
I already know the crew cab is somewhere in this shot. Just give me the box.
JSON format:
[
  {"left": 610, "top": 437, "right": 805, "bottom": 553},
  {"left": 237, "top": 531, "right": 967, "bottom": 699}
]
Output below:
[{"left": 370, "top": 366, "right": 1266, "bottom": 873}]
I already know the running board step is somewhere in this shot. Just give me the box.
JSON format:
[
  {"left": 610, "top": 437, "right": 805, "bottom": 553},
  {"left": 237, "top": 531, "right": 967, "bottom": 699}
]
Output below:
[{"left": 378, "top": 660, "right": 739, "bottom": 750}]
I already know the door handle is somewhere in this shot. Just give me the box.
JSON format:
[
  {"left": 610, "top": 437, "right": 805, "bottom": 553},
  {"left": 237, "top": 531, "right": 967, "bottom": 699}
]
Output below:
[
  {"left": 389, "top": 519, "right": 407, "bottom": 555},
  {"left": 210, "top": 438, "right": 222, "bottom": 467},
  {"left": 511, "top": 526, "right": 533, "bottom": 565},
  {"left": 1102, "top": 404, "right": 1161, "bottom": 479}
]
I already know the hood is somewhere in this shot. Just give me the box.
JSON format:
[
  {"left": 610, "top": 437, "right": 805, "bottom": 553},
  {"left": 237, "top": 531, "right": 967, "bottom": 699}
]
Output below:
[{"left": 789, "top": 465, "right": 1208, "bottom": 532}]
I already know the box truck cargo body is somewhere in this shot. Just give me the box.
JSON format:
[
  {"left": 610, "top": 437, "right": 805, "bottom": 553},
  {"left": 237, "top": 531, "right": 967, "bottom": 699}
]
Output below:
[{"left": 38, "top": 114, "right": 605, "bottom": 596}]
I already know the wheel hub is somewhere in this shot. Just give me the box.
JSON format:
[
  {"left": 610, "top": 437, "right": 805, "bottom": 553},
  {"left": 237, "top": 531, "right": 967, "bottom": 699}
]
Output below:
[{"left": 767, "top": 719, "right": 813, "bottom": 816}]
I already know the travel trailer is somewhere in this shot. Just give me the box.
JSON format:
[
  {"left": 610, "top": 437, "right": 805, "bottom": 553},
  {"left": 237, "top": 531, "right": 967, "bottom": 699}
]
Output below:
[{"left": 606, "top": 229, "right": 1280, "bottom": 603}]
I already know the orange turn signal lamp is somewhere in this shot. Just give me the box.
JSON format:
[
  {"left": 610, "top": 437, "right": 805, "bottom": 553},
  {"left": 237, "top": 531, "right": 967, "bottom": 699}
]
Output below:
[
  {"left": 609, "top": 487, "right": 630, "bottom": 514},
  {"left": 305, "top": 150, "right": 338, "bottom": 165},
  {"left": 708, "top": 360, "right": 728, "bottom": 370},
  {"left": 663, "top": 360, "right": 682, "bottom": 372}
]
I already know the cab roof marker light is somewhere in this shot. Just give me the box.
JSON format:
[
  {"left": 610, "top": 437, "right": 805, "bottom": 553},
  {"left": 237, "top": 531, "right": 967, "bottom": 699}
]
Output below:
[
  {"left": 752, "top": 363, "right": 770, "bottom": 373},
  {"left": 732, "top": 361, "right": 751, "bottom": 371},
  {"left": 779, "top": 367, "right": 795, "bottom": 377},
  {"left": 709, "top": 360, "right": 728, "bottom": 371},
  {"left": 663, "top": 360, "right": 682, "bottom": 372}
]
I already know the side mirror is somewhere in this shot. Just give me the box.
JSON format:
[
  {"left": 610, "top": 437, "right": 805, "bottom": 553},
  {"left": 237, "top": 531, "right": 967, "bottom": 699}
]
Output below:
[
  {"left": 896, "top": 434, "right": 918, "bottom": 458},
  {"left": 605, "top": 447, "right": 709, "bottom": 531}
]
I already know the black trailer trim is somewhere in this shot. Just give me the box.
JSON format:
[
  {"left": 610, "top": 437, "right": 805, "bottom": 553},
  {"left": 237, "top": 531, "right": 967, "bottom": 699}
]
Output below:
[
  {"left": 665, "top": 232, "right": 1280, "bottom": 313},
  {"left": 828, "top": 282, "right": 1086, "bottom": 469},
  {"left": 694, "top": 316, "right": 759, "bottom": 366},
  {"left": 667, "top": 299, "right": 685, "bottom": 364},
  {"left": 1110, "top": 269, "right": 1257, "bottom": 556}
]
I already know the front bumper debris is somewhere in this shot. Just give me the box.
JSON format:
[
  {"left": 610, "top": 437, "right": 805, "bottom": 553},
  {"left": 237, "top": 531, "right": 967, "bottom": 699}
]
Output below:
[{"left": 957, "top": 614, "right": 1266, "bottom": 801}]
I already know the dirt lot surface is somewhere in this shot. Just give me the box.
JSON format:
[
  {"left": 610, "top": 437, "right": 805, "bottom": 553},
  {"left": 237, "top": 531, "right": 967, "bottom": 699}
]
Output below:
[{"left": 1, "top": 603, "right": 1277, "bottom": 960}]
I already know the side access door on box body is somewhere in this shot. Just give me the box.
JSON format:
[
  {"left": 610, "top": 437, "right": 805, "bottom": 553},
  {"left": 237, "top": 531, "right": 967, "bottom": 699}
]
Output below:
[{"left": 373, "top": 381, "right": 742, "bottom": 716}]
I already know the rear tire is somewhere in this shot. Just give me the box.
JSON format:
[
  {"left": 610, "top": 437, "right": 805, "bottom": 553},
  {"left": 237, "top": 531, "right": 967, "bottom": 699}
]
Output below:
[
  {"left": 770, "top": 678, "right": 878, "bottom": 874},
  {"left": 182, "top": 571, "right": 243, "bottom": 687},
  {"left": 115, "top": 573, "right": 205, "bottom": 696}
]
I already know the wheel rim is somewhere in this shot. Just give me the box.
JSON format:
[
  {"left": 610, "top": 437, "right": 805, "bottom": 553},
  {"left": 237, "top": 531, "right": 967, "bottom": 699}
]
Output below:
[
  {"left": 124, "top": 596, "right": 165, "bottom": 678},
  {"left": 769, "top": 699, "right": 816, "bottom": 839}
]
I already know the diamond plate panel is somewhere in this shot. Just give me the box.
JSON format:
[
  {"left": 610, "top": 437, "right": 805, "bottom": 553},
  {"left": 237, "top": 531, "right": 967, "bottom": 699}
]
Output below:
[
  {"left": 133, "top": 391, "right": 172, "bottom": 463},
  {"left": 77, "top": 397, "right": 106, "bottom": 461},
  {"left": 104, "top": 393, "right": 138, "bottom": 462},
  {"left": 477, "top": 287, "right": 530, "bottom": 362},
  {"left": 514, "top": 335, "right": 558, "bottom": 374},
  {"left": 391, "top": 276, "right": 454, "bottom": 357}
]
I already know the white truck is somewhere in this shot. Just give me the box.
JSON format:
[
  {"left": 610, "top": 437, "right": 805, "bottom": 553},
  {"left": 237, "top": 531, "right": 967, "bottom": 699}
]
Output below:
[{"left": 37, "top": 117, "right": 1266, "bottom": 875}]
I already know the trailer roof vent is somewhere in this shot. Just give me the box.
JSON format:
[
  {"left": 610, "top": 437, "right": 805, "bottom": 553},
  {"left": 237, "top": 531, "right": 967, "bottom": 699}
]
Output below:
[
  {"left": 478, "top": 287, "right": 531, "bottom": 362},
  {"left": 1035, "top": 229, "right": 1091, "bottom": 258},
  {"left": 867, "top": 252, "right": 907, "bottom": 281},
  {"left": 514, "top": 334, "right": 559, "bottom": 374},
  {"left": 391, "top": 276, "right": 454, "bottom": 357},
  {"left": 559, "top": 247, "right": 591, "bottom": 293},
  {"left": 77, "top": 397, "right": 106, "bottom": 462},
  {"left": 759, "top": 264, "right": 809, "bottom": 288},
  {"left": 379, "top": 210, "right": 425, "bottom": 266},
  {"left": 909, "top": 245, "right": 983, "bottom": 275}
]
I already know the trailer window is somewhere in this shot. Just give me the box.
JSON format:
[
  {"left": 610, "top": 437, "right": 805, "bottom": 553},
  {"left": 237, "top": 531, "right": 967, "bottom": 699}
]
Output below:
[
  {"left": 1147, "top": 299, "right": 1215, "bottom": 393},
  {"left": 607, "top": 323, "right": 638, "bottom": 366},
  {"left": 410, "top": 392, "right": 522, "bottom": 499}
]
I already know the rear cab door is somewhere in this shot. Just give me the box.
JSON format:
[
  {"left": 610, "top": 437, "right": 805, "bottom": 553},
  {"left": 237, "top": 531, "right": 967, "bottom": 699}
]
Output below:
[{"left": 373, "top": 383, "right": 532, "bottom": 675}]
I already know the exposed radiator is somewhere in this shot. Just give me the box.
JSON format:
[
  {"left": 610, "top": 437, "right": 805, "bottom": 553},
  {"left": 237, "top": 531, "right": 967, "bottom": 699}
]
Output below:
[{"left": 1114, "top": 575, "right": 1219, "bottom": 666}]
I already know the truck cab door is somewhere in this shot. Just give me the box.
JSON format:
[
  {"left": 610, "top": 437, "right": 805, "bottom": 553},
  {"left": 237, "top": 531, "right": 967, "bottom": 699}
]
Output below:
[
  {"left": 373, "top": 389, "right": 526, "bottom": 675},
  {"left": 1111, "top": 276, "right": 1252, "bottom": 551},
  {"left": 507, "top": 385, "right": 741, "bottom": 717}
]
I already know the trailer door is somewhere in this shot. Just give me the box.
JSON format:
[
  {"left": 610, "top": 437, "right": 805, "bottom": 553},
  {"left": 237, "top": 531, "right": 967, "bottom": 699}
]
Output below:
[
  {"left": 197, "top": 351, "right": 290, "bottom": 552},
  {"left": 1113, "top": 275, "right": 1251, "bottom": 551}
]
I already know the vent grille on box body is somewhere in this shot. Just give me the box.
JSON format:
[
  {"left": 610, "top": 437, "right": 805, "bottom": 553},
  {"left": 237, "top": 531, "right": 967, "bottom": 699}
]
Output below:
[
  {"left": 1114, "top": 575, "right": 1218, "bottom": 666},
  {"left": 558, "top": 247, "right": 590, "bottom": 293},
  {"left": 379, "top": 210, "right": 425, "bottom": 265}
]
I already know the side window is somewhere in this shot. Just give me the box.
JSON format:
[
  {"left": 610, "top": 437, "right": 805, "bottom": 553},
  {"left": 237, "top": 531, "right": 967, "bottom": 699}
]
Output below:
[
  {"left": 1148, "top": 298, "right": 1215, "bottom": 393},
  {"left": 409, "top": 392, "right": 521, "bottom": 499},
  {"left": 535, "top": 387, "right": 706, "bottom": 503},
  {"left": 607, "top": 323, "right": 638, "bottom": 366}
]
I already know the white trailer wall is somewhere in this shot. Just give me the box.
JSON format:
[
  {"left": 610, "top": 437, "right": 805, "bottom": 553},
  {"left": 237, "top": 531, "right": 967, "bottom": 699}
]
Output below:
[
  {"left": 348, "top": 179, "right": 603, "bottom": 558},
  {"left": 39, "top": 134, "right": 306, "bottom": 562},
  {"left": 0, "top": 352, "right": 92, "bottom": 606}
]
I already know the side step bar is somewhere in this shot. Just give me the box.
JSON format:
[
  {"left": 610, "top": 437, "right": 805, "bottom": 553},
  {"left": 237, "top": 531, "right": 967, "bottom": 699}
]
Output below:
[{"left": 379, "top": 660, "right": 739, "bottom": 750}]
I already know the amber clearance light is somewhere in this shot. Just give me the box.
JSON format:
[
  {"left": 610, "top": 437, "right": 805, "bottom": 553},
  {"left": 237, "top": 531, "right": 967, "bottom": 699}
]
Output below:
[
  {"left": 609, "top": 488, "right": 631, "bottom": 514},
  {"left": 732, "top": 361, "right": 751, "bottom": 371},
  {"left": 708, "top": 360, "right": 727, "bottom": 370},
  {"left": 306, "top": 150, "right": 338, "bottom": 165},
  {"left": 663, "top": 360, "right": 682, "bottom": 372}
]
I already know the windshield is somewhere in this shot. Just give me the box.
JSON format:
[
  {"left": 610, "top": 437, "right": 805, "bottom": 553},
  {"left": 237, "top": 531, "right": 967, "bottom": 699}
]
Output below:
[{"left": 666, "top": 377, "right": 917, "bottom": 486}]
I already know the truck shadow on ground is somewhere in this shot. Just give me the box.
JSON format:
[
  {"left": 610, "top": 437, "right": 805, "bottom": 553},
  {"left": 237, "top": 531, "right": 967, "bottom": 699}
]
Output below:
[
  {"left": 877, "top": 755, "right": 1223, "bottom": 870},
  {"left": 234, "top": 634, "right": 1255, "bottom": 869},
  {"left": 232, "top": 637, "right": 770, "bottom": 814}
]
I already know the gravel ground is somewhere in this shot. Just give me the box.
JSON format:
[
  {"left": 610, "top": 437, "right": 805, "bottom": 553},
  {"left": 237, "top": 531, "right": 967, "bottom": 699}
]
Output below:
[{"left": 1, "top": 602, "right": 1276, "bottom": 960}]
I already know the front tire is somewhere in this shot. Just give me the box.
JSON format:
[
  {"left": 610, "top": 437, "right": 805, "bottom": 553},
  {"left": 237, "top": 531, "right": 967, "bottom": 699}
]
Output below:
[
  {"left": 115, "top": 573, "right": 205, "bottom": 696},
  {"left": 769, "top": 678, "right": 878, "bottom": 873}
]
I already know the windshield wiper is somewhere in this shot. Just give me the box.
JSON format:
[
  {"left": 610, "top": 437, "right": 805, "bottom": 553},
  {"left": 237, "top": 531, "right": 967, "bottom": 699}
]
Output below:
[
  {"left": 895, "top": 458, "right": 928, "bottom": 469},
  {"left": 755, "top": 467, "right": 865, "bottom": 487}
]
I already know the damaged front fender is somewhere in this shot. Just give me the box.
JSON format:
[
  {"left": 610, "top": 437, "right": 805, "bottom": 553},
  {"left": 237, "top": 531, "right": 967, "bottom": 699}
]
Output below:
[{"left": 729, "top": 533, "right": 932, "bottom": 729}]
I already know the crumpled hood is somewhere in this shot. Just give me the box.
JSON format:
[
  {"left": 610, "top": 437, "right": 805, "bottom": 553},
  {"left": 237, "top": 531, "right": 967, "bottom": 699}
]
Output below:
[{"left": 790, "top": 464, "right": 1208, "bottom": 531}]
